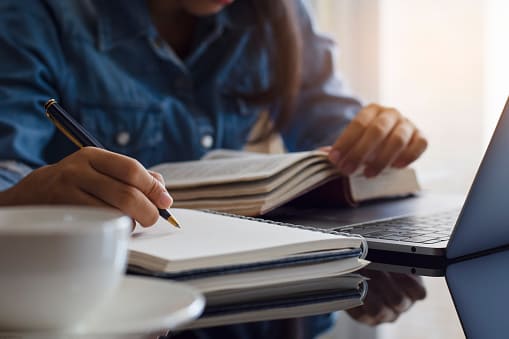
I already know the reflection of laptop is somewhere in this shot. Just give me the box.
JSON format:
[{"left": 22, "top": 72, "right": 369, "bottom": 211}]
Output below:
[
  {"left": 446, "top": 249, "right": 508, "bottom": 339},
  {"left": 268, "top": 98, "right": 509, "bottom": 275}
]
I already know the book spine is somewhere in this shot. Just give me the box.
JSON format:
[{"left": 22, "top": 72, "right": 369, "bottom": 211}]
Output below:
[{"left": 201, "top": 209, "right": 368, "bottom": 259}]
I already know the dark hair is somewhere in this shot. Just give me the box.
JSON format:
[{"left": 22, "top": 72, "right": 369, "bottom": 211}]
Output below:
[{"left": 248, "top": 0, "right": 302, "bottom": 141}]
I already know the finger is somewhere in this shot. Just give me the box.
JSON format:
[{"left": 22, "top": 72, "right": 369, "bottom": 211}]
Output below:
[
  {"left": 380, "top": 273, "right": 415, "bottom": 314},
  {"left": 348, "top": 308, "right": 397, "bottom": 326},
  {"left": 147, "top": 171, "right": 173, "bottom": 208},
  {"left": 149, "top": 170, "right": 166, "bottom": 186},
  {"left": 392, "top": 130, "right": 428, "bottom": 168},
  {"left": 347, "top": 271, "right": 395, "bottom": 325},
  {"left": 372, "top": 307, "right": 398, "bottom": 324},
  {"left": 364, "top": 119, "right": 414, "bottom": 177},
  {"left": 83, "top": 147, "right": 173, "bottom": 209},
  {"left": 391, "top": 273, "right": 427, "bottom": 301},
  {"left": 329, "top": 104, "right": 380, "bottom": 165},
  {"left": 74, "top": 189, "right": 137, "bottom": 230},
  {"left": 49, "top": 186, "right": 109, "bottom": 207},
  {"left": 318, "top": 146, "right": 332, "bottom": 153},
  {"left": 371, "top": 271, "right": 410, "bottom": 314},
  {"left": 77, "top": 166, "right": 160, "bottom": 227},
  {"left": 337, "top": 109, "right": 400, "bottom": 175},
  {"left": 348, "top": 303, "right": 397, "bottom": 326}
]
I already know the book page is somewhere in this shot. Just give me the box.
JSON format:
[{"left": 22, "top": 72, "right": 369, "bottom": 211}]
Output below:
[
  {"left": 349, "top": 167, "right": 421, "bottom": 201},
  {"left": 201, "top": 149, "right": 266, "bottom": 160},
  {"left": 150, "top": 151, "right": 327, "bottom": 188},
  {"left": 171, "top": 166, "right": 337, "bottom": 216},
  {"left": 170, "top": 158, "right": 332, "bottom": 200}
]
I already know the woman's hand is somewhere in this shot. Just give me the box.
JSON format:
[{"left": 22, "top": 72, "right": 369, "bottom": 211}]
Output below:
[
  {"left": 328, "top": 104, "right": 428, "bottom": 177},
  {"left": 347, "top": 270, "right": 426, "bottom": 325},
  {"left": 0, "top": 147, "right": 172, "bottom": 227}
]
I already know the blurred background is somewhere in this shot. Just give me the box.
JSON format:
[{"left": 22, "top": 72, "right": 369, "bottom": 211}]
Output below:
[{"left": 309, "top": 0, "right": 509, "bottom": 338}]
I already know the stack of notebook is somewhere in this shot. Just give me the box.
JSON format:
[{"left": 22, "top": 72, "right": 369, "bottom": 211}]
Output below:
[{"left": 128, "top": 208, "right": 368, "bottom": 324}]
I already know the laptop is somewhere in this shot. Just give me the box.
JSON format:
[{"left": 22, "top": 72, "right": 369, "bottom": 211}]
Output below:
[{"left": 267, "top": 97, "right": 509, "bottom": 275}]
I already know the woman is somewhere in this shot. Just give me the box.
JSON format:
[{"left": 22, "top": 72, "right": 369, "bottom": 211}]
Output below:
[{"left": 0, "top": 0, "right": 426, "bottom": 336}]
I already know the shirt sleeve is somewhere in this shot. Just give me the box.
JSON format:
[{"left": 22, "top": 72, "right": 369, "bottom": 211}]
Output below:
[
  {"left": 0, "top": 161, "right": 34, "bottom": 190},
  {"left": 281, "top": 1, "right": 363, "bottom": 152},
  {"left": 0, "top": 1, "right": 64, "bottom": 190}
]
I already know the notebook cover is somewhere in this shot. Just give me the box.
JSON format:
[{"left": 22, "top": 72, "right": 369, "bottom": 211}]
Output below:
[{"left": 127, "top": 247, "right": 363, "bottom": 280}]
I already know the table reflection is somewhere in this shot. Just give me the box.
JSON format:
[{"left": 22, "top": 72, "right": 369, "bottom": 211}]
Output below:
[
  {"left": 345, "top": 269, "right": 426, "bottom": 326},
  {"left": 168, "top": 268, "right": 426, "bottom": 339}
]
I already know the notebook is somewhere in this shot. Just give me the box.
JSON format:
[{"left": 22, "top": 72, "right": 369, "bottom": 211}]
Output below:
[
  {"left": 128, "top": 209, "right": 366, "bottom": 278},
  {"left": 268, "top": 97, "right": 509, "bottom": 276}
]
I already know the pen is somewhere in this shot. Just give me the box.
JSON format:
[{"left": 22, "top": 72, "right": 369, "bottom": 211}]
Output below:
[{"left": 44, "top": 99, "right": 181, "bottom": 228}]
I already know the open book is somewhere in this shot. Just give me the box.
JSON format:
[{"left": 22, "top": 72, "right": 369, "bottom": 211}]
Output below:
[{"left": 150, "top": 150, "right": 420, "bottom": 216}]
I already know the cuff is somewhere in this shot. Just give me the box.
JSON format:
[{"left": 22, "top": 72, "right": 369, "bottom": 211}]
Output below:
[{"left": 0, "top": 161, "right": 33, "bottom": 191}]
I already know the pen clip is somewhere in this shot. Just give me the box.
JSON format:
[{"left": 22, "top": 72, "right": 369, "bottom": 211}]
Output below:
[{"left": 45, "top": 111, "right": 84, "bottom": 149}]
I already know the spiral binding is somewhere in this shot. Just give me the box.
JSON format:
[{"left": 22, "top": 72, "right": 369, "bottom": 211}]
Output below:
[{"left": 201, "top": 209, "right": 368, "bottom": 260}]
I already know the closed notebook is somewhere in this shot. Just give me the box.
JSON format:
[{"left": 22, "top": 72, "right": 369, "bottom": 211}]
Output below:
[{"left": 127, "top": 209, "right": 367, "bottom": 280}]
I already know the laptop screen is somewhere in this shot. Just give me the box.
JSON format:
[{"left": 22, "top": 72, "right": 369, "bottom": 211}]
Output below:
[{"left": 448, "top": 98, "right": 509, "bottom": 259}]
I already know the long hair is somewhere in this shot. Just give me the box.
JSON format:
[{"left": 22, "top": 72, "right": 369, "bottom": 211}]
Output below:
[{"left": 248, "top": 0, "right": 303, "bottom": 142}]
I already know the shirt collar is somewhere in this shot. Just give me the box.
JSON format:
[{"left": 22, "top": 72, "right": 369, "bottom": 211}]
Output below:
[{"left": 93, "top": 0, "right": 152, "bottom": 51}]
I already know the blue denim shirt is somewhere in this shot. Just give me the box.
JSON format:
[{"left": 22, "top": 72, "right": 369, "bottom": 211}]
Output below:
[
  {"left": 0, "top": 1, "right": 360, "bottom": 336},
  {"left": 0, "top": 0, "right": 361, "bottom": 190}
]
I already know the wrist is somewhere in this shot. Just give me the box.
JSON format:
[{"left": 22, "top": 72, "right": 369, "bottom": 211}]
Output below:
[{"left": 0, "top": 187, "right": 16, "bottom": 206}]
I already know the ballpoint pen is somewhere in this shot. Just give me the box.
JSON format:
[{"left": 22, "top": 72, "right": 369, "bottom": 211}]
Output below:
[{"left": 44, "top": 98, "right": 181, "bottom": 228}]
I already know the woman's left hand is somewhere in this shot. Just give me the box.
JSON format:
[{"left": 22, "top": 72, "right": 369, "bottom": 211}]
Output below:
[{"left": 328, "top": 103, "right": 428, "bottom": 177}]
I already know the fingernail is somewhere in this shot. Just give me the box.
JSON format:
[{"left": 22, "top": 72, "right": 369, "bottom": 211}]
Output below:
[
  {"left": 158, "top": 191, "right": 173, "bottom": 208},
  {"left": 329, "top": 150, "right": 341, "bottom": 164},
  {"left": 341, "top": 162, "right": 356, "bottom": 175}
]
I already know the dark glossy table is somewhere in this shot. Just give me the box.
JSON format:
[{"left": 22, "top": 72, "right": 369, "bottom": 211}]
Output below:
[{"left": 166, "top": 194, "right": 473, "bottom": 339}]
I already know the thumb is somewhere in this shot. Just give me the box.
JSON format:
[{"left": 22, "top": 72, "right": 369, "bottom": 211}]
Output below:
[
  {"left": 145, "top": 171, "right": 173, "bottom": 209},
  {"left": 148, "top": 170, "right": 166, "bottom": 186}
]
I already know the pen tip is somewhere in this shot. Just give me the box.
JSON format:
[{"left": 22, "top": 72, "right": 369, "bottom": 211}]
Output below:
[{"left": 168, "top": 215, "right": 181, "bottom": 229}]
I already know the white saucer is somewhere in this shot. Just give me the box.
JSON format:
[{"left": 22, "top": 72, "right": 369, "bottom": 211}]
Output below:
[{"left": 1, "top": 276, "right": 204, "bottom": 337}]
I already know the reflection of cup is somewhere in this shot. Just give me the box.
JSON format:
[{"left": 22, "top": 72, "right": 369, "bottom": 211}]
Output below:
[{"left": 0, "top": 206, "right": 131, "bottom": 331}]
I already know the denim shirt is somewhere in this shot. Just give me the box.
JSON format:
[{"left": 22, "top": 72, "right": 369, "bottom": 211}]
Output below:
[
  {"left": 0, "top": 1, "right": 361, "bottom": 335},
  {"left": 0, "top": 0, "right": 361, "bottom": 189}
]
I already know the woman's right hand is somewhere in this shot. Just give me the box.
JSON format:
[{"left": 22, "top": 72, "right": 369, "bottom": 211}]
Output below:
[{"left": 0, "top": 147, "right": 172, "bottom": 227}]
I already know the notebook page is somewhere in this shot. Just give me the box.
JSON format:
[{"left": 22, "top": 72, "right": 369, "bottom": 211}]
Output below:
[{"left": 128, "top": 209, "right": 360, "bottom": 266}]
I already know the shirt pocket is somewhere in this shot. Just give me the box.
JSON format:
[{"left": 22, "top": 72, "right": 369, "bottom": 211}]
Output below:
[{"left": 77, "top": 102, "right": 164, "bottom": 164}]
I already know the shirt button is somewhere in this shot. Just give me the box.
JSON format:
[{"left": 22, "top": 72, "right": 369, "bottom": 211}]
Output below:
[
  {"left": 201, "top": 134, "right": 214, "bottom": 149},
  {"left": 116, "top": 131, "right": 130, "bottom": 146}
]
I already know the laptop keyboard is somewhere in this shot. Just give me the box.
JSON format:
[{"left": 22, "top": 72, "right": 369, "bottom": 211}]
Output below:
[{"left": 336, "top": 210, "right": 459, "bottom": 244}]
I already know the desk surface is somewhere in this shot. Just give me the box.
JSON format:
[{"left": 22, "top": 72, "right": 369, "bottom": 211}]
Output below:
[
  {"left": 20, "top": 195, "right": 478, "bottom": 339},
  {"left": 167, "top": 195, "right": 470, "bottom": 339}
]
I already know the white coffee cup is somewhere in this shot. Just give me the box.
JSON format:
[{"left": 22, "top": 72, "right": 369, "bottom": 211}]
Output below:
[{"left": 0, "top": 206, "right": 131, "bottom": 331}]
